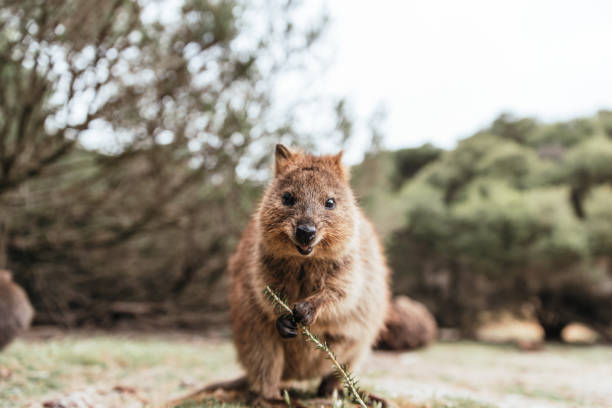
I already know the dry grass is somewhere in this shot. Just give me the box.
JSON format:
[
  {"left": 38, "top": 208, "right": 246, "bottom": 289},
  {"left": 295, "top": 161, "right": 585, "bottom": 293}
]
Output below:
[{"left": 1, "top": 328, "right": 611, "bottom": 408}]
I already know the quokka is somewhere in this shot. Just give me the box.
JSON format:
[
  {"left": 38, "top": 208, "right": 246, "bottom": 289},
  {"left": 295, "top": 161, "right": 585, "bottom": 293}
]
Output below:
[
  {"left": 0, "top": 269, "right": 34, "bottom": 351},
  {"left": 227, "top": 144, "right": 390, "bottom": 404}
]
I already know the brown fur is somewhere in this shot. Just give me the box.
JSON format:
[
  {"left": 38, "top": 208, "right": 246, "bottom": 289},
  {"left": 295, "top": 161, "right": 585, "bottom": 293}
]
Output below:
[
  {"left": 375, "top": 296, "right": 437, "bottom": 351},
  {"left": 228, "top": 145, "right": 390, "bottom": 400},
  {"left": 0, "top": 269, "right": 34, "bottom": 350}
]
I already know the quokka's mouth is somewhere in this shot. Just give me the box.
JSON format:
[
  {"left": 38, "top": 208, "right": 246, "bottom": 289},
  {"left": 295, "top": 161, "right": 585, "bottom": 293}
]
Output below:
[{"left": 295, "top": 244, "right": 313, "bottom": 255}]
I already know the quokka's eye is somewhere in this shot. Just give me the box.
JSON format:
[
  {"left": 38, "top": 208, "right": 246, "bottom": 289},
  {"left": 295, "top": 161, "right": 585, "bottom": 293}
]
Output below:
[
  {"left": 282, "top": 192, "right": 295, "bottom": 206},
  {"left": 325, "top": 197, "right": 336, "bottom": 210}
]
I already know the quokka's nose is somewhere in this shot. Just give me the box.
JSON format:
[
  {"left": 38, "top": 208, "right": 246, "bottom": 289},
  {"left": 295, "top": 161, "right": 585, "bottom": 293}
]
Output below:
[{"left": 295, "top": 224, "right": 316, "bottom": 246}]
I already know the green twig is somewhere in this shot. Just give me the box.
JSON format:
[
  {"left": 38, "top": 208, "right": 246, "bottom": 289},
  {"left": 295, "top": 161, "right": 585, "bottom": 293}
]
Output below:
[{"left": 264, "top": 286, "right": 368, "bottom": 408}]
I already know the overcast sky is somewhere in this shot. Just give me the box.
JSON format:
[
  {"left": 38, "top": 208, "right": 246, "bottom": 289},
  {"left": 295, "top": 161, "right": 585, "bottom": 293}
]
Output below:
[{"left": 319, "top": 0, "right": 612, "bottom": 160}]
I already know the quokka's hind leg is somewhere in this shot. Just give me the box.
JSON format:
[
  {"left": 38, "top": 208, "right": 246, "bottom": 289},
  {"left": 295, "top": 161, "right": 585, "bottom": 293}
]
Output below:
[
  {"left": 367, "top": 393, "right": 394, "bottom": 408},
  {"left": 317, "top": 372, "right": 342, "bottom": 397},
  {"left": 317, "top": 341, "right": 365, "bottom": 398},
  {"left": 317, "top": 374, "right": 393, "bottom": 408}
]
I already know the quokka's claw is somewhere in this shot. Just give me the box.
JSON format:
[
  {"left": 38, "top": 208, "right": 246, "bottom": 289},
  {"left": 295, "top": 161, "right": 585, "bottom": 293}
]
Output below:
[
  {"left": 276, "top": 313, "right": 297, "bottom": 338},
  {"left": 293, "top": 301, "right": 315, "bottom": 326}
]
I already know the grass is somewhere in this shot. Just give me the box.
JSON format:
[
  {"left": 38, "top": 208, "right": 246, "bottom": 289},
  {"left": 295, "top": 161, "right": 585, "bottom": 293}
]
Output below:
[
  {"left": 0, "top": 332, "right": 238, "bottom": 407},
  {"left": 1, "top": 331, "right": 611, "bottom": 407},
  {"left": 431, "top": 398, "right": 498, "bottom": 408},
  {"left": 173, "top": 400, "right": 249, "bottom": 408}
]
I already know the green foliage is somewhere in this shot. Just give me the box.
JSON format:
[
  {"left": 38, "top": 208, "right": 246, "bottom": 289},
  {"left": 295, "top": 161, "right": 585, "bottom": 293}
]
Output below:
[
  {"left": 351, "top": 146, "right": 441, "bottom": 240},
  {"left": 584, "top": 187, "right": 612, "bottom": 256},
  {"left": 393, "top": 144, "right": 443, "bottom": 187},
  {"left": 353, "top": 113, "right": 612, "bottom": 337},
  {"left": 557, "top": 136, "right": 612, "bottom": 185}
]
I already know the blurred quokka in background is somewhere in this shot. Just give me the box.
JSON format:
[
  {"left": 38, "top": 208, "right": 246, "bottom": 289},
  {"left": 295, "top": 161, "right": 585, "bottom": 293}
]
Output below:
[{"left": 0, "top": 269, "right": 34, "bottom": 351}]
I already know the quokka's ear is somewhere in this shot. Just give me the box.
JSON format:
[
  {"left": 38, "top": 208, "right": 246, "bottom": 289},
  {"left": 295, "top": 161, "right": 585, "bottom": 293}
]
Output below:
[
  {"left": 333, "top": 150, "right": 343, "bottom": 164},
  {"left": 275, "top": 144, "right": 293, "bottom": 176},
  {"left": 331, "top": 150, "right": 350, "bottom": 181}
]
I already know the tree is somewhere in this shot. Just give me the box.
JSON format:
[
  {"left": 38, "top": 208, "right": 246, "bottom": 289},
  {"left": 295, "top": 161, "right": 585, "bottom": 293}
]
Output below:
[
  {"left": 354, "top": 113, "right": 612, "bottom": 341},
  {"left": 0, "top": 0, "right": 347, "bottom": 326}
]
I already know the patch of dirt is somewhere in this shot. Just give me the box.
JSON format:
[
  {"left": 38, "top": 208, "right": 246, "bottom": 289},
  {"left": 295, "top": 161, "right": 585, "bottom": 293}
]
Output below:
[
  {"left": 28, "top": 386, "right": 148, "bottom": 408},
  {"left": 362, "top": 345, "right": 612, "bottom": 408}
]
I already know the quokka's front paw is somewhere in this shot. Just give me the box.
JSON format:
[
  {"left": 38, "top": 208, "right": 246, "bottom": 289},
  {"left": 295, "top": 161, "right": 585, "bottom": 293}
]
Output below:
[
  {"left": 276, "top": 313, "right": 297, "bottom": 338},
  {"left": 293, "top": 301, "right": 316, "bottom": 326}
]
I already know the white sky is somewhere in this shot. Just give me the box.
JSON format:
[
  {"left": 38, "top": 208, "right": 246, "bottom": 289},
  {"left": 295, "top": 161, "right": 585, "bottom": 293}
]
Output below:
[{"left": 320, "top": 0, "right": 612, "bottom": 161}]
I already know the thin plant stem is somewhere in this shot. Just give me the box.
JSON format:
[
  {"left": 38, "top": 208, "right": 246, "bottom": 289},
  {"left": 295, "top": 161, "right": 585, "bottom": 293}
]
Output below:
[{"left": 264, "top": 286, "right": 368, "bottom": 408}]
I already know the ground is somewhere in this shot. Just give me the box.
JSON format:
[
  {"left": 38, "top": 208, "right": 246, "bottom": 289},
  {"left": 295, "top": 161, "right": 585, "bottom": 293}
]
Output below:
[{"left": 0, "top": 328, "right": 611, "bottom": 408}]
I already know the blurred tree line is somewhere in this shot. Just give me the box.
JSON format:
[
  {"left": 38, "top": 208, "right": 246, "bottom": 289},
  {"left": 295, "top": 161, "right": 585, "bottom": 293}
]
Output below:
[
  {"left": 352, "top": 112, "right": 612, "bottom": 341},
  {"left": 3, "top": 0, "right": 612, "bottom": 341},
  {"left": 0, "top": 0, "right": 350, "bottom": 327}
]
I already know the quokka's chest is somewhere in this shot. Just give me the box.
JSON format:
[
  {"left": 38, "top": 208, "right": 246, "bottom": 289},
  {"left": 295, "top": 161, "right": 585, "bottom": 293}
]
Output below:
[{"left": 265, "top": 262, "right": 349, "bottom": 300}]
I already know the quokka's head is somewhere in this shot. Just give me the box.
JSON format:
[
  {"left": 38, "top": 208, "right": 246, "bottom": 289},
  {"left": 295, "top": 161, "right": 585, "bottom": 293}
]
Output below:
[{"left": 258, "top": 144, "right": 357, "bottom": 258}]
